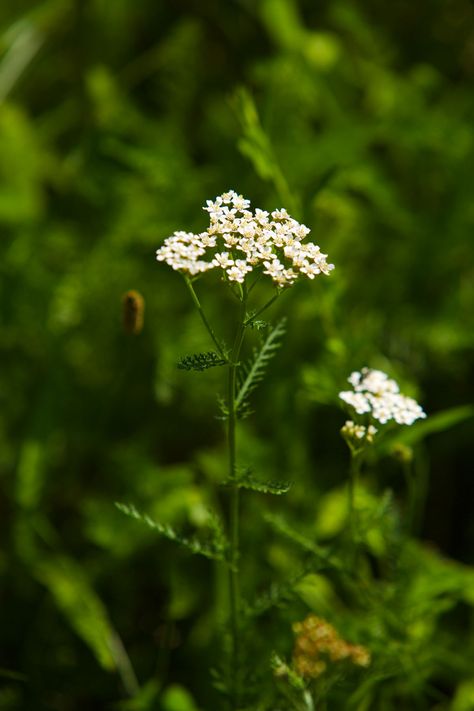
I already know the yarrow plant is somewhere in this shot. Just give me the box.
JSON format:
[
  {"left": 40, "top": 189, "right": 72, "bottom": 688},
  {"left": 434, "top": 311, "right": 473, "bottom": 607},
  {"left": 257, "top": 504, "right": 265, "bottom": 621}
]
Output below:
[
  {"left": 339, "top": 368, "right": 426, "bottom": 426},
  {"left": 152, "top": 191, "right": 334, "bottom": 708},
  {"left": 339, "top": 367, "right": 426, "bottom": 554},
  {"left": 116, "top": 191, "right": 438, "bottom": 709}
]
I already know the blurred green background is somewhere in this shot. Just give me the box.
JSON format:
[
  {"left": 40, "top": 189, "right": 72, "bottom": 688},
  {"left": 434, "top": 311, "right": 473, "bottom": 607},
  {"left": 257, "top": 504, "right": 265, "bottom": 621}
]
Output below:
[{"left": 1, "top": 0, "right": 474, "bottom": 709}]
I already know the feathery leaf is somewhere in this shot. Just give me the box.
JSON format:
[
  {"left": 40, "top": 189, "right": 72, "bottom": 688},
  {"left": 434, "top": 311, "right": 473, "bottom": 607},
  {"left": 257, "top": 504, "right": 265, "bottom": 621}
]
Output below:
[
  {"left": 115, "top": 502, "right": 228, "bottom": 563},
  {"left": 222, "top": 472, "right": 290, "bottom": 495},
  {"left": 235, "top": 318, "right": 286, "bottom": 416},
  {"left": 177, "top": 351, "right": 227, "bottom": 371},
  {"left": 247, "top": 319, "right": 270, "bottom": 331}
]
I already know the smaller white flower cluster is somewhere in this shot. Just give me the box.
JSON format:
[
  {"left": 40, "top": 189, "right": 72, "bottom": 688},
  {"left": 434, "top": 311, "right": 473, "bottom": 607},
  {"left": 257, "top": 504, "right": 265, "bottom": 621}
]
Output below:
[
  {"left": 341, "top": 420, "right": 377, "bottom": 444},
  {"left": 156, "top": 190, "right": 334, "bottom": 287},
  {"left": 339, "top": 368, "right": 426, "bottom": 426}
]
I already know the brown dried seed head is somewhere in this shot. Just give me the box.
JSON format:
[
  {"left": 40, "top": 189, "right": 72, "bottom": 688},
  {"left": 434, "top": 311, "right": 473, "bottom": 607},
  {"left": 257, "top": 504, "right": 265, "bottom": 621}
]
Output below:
[
  {"left": 328, "top": 639, "right": 351, "bottom": 662},
  {"left": 122, "top": 290, "right": 145, "bottom": 335},
  {"left": 350, "top": 645, "right": 371, "bottom": 667},
  {"left": 292, "top": 614, "right": 371, "bottom": 678}
]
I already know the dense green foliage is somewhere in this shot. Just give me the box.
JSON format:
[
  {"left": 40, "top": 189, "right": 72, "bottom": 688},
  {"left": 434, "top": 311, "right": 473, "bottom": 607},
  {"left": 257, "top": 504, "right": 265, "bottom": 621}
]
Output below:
[{"left": 1, "top": 1, "right": 474, "bottom": 709}]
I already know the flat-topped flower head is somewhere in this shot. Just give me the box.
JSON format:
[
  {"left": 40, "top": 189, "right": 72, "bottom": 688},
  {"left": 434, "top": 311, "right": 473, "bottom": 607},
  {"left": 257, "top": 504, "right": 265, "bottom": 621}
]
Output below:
[
  {"left": 339, "top": 367, "right": 426, "bottom": 426},
  {"left": 156, "top": 191, "right": 334, "bottom": 287}
]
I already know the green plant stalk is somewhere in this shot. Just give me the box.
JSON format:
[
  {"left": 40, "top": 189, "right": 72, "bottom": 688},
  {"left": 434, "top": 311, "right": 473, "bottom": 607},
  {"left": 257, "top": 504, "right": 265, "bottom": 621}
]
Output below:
[
  {"left": 244, "top": 292, "right": 280, "bottom": 326},
  {"left": 185, "top": 274, "right": 279, "bottom": 706},
  {"left": 227, "top": 289, "right": 248, "bottom": 709},
  {"left": 185, "top": 277, "right": 227, "bottom": 359}
]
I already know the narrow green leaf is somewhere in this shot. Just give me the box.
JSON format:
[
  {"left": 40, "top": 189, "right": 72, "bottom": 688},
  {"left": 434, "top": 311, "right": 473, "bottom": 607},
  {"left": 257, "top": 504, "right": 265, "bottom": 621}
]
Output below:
[
  {"left": 34, "top": 556, "right": 117, "bottom": 671},
  {"left": 222, "top": 473, "right": 291, "bottom": 495},
  {"left": 232, "top": 87, "right": 297, "bottom": 211}
]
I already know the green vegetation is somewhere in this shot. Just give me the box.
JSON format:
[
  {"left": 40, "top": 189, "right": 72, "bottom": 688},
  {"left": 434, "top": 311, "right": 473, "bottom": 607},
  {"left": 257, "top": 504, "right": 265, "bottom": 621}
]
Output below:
[{"left": 1, "top": 1, "right": 474, "bottom": 709}]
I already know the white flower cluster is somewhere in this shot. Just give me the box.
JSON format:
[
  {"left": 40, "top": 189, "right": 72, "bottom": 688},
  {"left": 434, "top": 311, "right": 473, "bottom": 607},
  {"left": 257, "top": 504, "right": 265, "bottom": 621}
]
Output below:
[
  {"left": 341, "top": 420, "right": 377, "bottom": 444},
  {"left": 156, "top": 190, "right": 334, "bottom": 287},
  {"left": 339, "top": 368, "right": 426, "bottom": 426}
]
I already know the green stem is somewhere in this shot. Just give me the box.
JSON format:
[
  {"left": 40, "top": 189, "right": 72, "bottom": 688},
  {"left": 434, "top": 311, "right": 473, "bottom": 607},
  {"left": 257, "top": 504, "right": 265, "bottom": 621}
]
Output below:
[
  {"left": 247, "top": 273, "right": 262, "bottom": 295},
  {"left": 227, "top": 289, "right": 247, "bottom": 709},
  {"left": 244, "top": 291, "right": 280, "bottom": 326},
  {"left": 184, "top": 277, "right": 227, "bottom": 359}
]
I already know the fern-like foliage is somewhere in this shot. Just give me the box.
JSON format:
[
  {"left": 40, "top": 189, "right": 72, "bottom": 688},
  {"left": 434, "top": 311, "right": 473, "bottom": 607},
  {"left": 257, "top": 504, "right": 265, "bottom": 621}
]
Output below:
[
  {"left": 247, "top": 319, "right": 270, "bottom": 331},
  {"left": 235, "top": 318, "right": 286, "bottom": 417},
  {"left": 115, "top": 502, "right": 228, "bottom": 563},
  {"left": 204, "top": 509, "right": 228, "bottom": 555},
  {"left": 177, "top": 351, "right": 226, "bottom": 371},
  {"left": 222, "top": 470, "right": 290, "bottom": 495},
  {"left": 216, "top": 394, "right": 229, "bottom": 420}
]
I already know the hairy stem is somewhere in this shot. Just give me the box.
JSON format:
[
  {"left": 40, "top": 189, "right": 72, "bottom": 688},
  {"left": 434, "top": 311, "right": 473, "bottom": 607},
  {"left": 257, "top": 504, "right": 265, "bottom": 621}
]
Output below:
[{"left": 227, "top": 289, "right": 247, "bottom": 709}]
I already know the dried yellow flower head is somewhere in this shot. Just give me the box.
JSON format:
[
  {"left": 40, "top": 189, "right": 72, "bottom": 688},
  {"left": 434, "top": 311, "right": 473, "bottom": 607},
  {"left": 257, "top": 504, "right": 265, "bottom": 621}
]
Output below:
[{"left": 292, "top": 614, "right": 370, "bottom": 678}]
